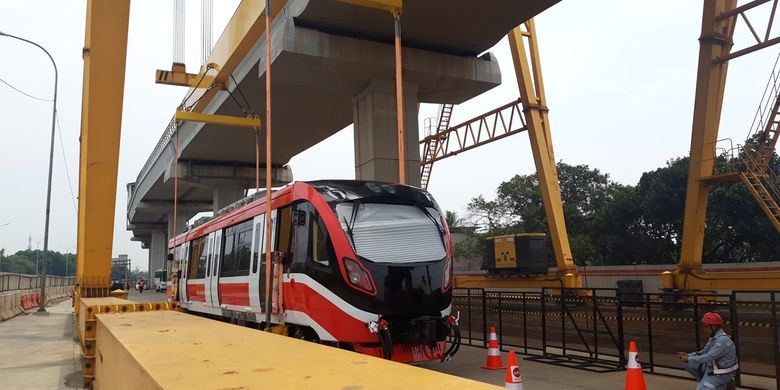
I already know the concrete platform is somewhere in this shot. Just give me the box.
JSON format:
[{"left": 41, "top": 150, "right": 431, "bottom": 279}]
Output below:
[{"left": 0, "top": 297, "right": 771, "bottom": 389}]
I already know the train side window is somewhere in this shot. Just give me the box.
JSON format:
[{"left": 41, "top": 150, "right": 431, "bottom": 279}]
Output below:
[
  {"left": 205, "top": 235, "right": 213, "bottom": 277},
  {"left": 311, "top": 215, "right": 331, "bottom": 267},
  {"left": 221, "top": 230, "right": 236, "bottom": 277},
  {"left": 235, "top": 227, "right": 252, "bottom": 276},
  {"left": 189, "top": 236, "right": 206, "bottom": 279}
]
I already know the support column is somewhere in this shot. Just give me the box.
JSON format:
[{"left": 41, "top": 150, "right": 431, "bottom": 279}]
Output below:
[
  {"left": 213, "top": 185, "right": 245, "bottom": 213},
  {"left": 508, "top": 22, "right": 576, "bottom": 277},
  {"left": 353, "top": 79, "right": 421, "bottom": 186},
  {"left": 678, "top": 0, "right": 736, "bottom": 272},
  {"left": 167, "top": 212, "right": 190, "bottom": 239},
  {"left": 148, "top": 231, "right": 166, "bottom": 284}
]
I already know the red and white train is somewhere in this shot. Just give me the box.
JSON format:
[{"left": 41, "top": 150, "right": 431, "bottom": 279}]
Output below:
[{"left": 169, "top": 180, "right": 461, "bottom": 362}]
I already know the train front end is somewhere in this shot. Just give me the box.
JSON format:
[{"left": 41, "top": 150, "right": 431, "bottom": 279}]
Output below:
[{"left": 311, "top": 181, "right": 461, "bottom": 363}]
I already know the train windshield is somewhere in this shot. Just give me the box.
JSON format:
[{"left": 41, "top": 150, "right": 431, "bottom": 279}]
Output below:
[{"left": 336, "top": 202, "right": 446, "bottom": 263}]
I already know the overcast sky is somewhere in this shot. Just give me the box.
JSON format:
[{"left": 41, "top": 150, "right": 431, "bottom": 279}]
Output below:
[{"left": 1, "top": 1, "right": 777, "bottom": 272}]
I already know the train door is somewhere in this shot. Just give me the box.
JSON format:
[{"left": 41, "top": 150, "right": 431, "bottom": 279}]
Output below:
[
  {"left": 206, "top": 230, "right": 222, "bottom": 307},
  {"left": 180, "top": 240, "right": 190, "bottom": 303},
  {"left": 257, "top": 209, "right": 279, "bottom": 312},
  {"left": 249, "top": 213, "right": 266, "bottom": 309},
  {"left": 175, "top": 243, "right": 188, "bottom": 297}
]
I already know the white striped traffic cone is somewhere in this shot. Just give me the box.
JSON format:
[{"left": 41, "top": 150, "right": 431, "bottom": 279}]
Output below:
[
  {"left": 625, "top": 341, "right": 647, "bottom": 390},
  {"left": 481, "top": 326, "right": 505, "bottom": 370}
]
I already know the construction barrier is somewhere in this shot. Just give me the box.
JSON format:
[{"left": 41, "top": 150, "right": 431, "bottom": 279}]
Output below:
[{"left": 0, "top": 286, "right": 75, "bottom": 321}]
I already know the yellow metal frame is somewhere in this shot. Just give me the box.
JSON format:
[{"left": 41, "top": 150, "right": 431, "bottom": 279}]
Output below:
[
  {"left": 76, "top": 0, "right": 131, "bottom": 305},
  {"left": 507, "top": 21, "right": 581, "bottom": 287},
  {"left": 178, "top": 0, "right": 288, "bottom": 114},
  {"left": 78, "top": 297, "right": 177, "bottom": 388},
  {"left": 455, "top": 273, "right": 579, "bottom": 289},
  {"left": 155, "top": 63, "right": 212, "bottom": 87},
  {"left": 337, "top": 0, "right": 402, "bottom": 14},
  {"left": 678, "top": 0, "right": 736, "bottom": 274},
  {"left": 92, "top": 310, "right": 495, "bottom": 390},
  {"left": 671, "top": 0, "right": 780, "bottom": 291},
  {"left": 175, "top": 109, "right": 261, "bottom": 128}
]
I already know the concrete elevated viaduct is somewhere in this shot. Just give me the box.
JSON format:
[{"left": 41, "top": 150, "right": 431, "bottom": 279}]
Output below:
[{"left": 126, "top": 0, "right": 560, "bottom": 278}]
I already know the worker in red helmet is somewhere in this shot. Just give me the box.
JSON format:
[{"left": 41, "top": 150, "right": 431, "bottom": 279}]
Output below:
[{"left": 676, "top": 312, "right": 738, "bottom": 390}]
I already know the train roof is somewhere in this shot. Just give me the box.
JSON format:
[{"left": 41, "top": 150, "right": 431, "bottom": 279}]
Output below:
[
  {"left": 307, "top": 180, "right": 438, "bottom": 208},
  {"left": 171, "top": 180, "right": 438, "bottom": 247}
]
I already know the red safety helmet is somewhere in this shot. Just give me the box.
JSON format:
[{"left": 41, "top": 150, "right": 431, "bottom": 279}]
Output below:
[{"left": 701, "top": 312, "right": 723, "bottom": 326}]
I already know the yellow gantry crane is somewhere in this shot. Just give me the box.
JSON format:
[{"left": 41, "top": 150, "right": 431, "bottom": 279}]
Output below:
[
  {"left": 667, "top": 0, "right": 780, "bottom": 292},
  {"left": 434, "top": 21, "right": 582, "bottom": 290}
]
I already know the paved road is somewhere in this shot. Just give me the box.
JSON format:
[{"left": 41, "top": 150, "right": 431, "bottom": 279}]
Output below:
[{"left": 0, "top": 299, "right": 80, "bottom": 389}]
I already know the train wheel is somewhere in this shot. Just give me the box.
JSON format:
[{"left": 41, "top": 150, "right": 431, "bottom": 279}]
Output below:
[{"left": 290, "top": 326, "right": 319, "bottom": 342}]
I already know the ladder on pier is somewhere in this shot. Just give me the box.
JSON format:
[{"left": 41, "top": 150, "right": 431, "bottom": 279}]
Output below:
[{"left": 420, "top": 103, "right": 454, "bottom": 190}]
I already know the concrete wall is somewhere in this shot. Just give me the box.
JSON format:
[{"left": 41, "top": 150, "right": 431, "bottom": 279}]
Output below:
[{"left": 0, "top": 273, "right": 75, "bottom": 321}]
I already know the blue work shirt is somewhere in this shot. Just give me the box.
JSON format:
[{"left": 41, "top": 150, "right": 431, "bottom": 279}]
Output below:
[{"left": 688, "top": 329, "right": 738, "bottom": 375}]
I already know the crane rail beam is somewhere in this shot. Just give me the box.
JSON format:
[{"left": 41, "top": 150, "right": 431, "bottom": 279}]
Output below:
[
  {"left": 175, "top": 109, "right": 261, "bottom": 129},
  {"left": 91, "top": 309, "right": 497, "bottom": 390},
  {"left": 664, "top": 269, "right": 780, "bottom": 291},
  {"left": 419, "top": 98, "right": 526, "bottom": 166}
]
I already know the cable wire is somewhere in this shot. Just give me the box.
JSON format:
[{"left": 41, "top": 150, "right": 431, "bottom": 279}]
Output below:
[
  {"left": 55, "top": 112, "right": 78, "bottom": 216},
  {"left": 0, "top": 76, "right": 52, "bottom": 102}
]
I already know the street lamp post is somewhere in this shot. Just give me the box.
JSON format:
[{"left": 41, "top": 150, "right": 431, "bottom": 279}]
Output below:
[
  {"left": 0, "top": 31, "right": 58, "bottom": 313},
  {"left": 0, "top": 223, "right": 7, "bottom": 272}
]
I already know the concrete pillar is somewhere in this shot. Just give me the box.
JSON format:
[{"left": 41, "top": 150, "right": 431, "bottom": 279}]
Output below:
[
  {"left": 167, "top": 212, "right": 190, "bottom": 239},
  {"left": 148, "top": 231, "right": 166, "bottom": 284},
  {"left": 213, "top": 186, "right": 245, "bottom": 213},
  {"left": 353, "top": 79, "right": 421, "bottom": 186}
]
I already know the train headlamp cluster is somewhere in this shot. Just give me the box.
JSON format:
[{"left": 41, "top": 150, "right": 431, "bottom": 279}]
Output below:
[{"left": 343, "top": 257, "right": 375, "bottom": 294}]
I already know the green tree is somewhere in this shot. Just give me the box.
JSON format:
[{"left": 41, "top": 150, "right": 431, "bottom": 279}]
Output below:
[{"left": 465, "top": 162, "right": 628, "bottom": 265}]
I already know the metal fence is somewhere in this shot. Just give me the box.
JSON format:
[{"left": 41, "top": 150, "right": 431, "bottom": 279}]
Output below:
[
  {"left": 453, "top": 287, "right": 780, "bottom": 390},
  {"left": 0, "top": 273, "right": 76, "bottom": 293}
]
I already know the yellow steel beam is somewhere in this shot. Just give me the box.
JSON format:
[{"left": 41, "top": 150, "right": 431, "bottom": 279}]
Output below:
[
  {"left": 455, "top": 274, "right": 580, "bottom": 289},
  {"left": 678, "top": 0, "right": 737, "bottom": 272},
  {"left": 663, "top": 269, "right": 780, "bottom": 291},
  {"left": 337, "top": 0, "right": 403, "bottom": 14},
  {"left": 180, "top": 0, "right": 288, "bottom": 114},
  {"left": 175, "top": 109, "right": 261, "bottom": 128},
  {"left": 78, "top": 297, "right": 176, "bottom": 388},
  {"left": 93, "top": 310, "right": 498, "bottom": 390},
  {"left": 155, "top": 63, "right": 212, "bottom": 87},
  {"left": 76, "top": 0, "right": 131, "bottom": 303},
  {"left": 508, "top": 21, "right": 578, "bottom": 279}
]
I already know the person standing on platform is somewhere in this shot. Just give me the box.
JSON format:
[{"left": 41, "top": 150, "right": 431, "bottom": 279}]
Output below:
[{"left": 677, "top": 312, "right": 738, "bottom": 390}]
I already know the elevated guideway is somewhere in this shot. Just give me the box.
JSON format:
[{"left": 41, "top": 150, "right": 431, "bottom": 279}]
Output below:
[{"left": 127, "top": 0, "right": 560, "bottom": 276}]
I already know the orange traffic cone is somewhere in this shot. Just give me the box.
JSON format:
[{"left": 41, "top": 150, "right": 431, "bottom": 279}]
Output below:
[
  {"left": 504, "top": 350, "right": 523, "bottom": 389},
  {"left": 625, "top": 341, "right": 647, "bottom": 390},
  {"left": 481, "top": 326, "right": 505, "bottom": 370}
]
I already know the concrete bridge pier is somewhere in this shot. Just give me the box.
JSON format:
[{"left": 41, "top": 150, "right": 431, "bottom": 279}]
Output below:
[
  {"left": 354, "top": 79, "right": 421, "bottom": 186},
  {"left": 148, "top": 231, "right": 166, "bottom": 284}
]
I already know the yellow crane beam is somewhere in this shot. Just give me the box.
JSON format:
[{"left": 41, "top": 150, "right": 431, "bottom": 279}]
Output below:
[
  {"left": 75, "top": 0, "right": 131, "bottom": 306},
  {"left": 678, "top": 0, "right": 737, "bottom": 273},
  {"left": 508, "top": 21, "right": 580, "bottom": 285},
  {"left": 177, "top": 0, "right": 288, "bottom": 113},
  {"left": 174, "top": 109, "right": 261, "bottom": 128}
]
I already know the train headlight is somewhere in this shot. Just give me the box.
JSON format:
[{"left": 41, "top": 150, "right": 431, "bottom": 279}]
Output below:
[
  {"left": 343, "top": 257, "right": 376, "bottom": 294},
  {"left": 349, "top": 272, "right": 361, "bottom": 284}
]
